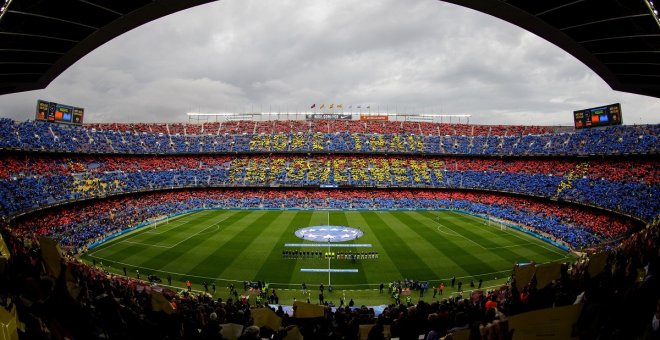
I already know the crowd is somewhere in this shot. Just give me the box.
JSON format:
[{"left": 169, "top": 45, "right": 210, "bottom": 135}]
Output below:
[
  {"left": 0, "top": 153, "right": 657, "bottom": 221},
  {"left": 84, "top": 120, "right": 553, "bottom": 136},
  {"left": 4, "top": 188, "right": 639, "bottom": 252},
  {"left": 1, "top": 215, "right": 657, "bottom": 339},
  {"left": 0, "top": 117, "right": 657, "bottom": 338},
  {"left": 1, "top": 118, "right": 657, "bottom": 155}
]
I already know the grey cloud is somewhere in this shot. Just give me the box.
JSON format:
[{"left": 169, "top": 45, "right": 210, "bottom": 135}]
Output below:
[{"left": 0, "top": 0, "right": 658, "bottom": 125}]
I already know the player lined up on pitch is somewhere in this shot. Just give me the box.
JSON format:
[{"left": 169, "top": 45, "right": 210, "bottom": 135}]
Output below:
[
  {"left": 282, "top": 250, "right": 323, "bottom": 259},
  {"left": 282, "top": 250, "right": 379, "bottom": 260},
  {"left": 336, "top": 251, "right": 379, "bottom": 260}
]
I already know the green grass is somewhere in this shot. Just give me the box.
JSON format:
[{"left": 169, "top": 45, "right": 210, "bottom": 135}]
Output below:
[{"left": 81, "top": 209, "right": 573, "bottom": 306}]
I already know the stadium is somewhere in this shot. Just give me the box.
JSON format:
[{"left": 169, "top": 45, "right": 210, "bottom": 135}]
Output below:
[{"left": 0, "top": 1, "right": 659, "bottom": 340}]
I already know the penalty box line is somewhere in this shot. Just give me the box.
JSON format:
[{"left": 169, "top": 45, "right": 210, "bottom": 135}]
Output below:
[{"left": 91, "top": 213, "right": 227, "bottom": 255}]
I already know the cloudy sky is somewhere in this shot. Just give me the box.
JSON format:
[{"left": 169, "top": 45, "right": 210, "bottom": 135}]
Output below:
[{"left": 0, "top": 0, "right": 658, "bottom": 125}]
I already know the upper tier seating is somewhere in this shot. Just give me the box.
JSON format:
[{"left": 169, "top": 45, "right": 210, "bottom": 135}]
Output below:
[{"left": 1, "top": 118, "right": 657, "bottom": 156}]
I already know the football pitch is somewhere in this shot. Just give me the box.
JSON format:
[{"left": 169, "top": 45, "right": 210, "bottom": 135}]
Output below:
[{"left": 82, "top": 209, "right": 573, "bottom": 304}]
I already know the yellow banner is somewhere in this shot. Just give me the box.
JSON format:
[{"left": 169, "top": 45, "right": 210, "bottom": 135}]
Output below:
[
  {"left": 535, "top": 262, "right": 562, "bottom": 288},
  {"left": 220, "top": 323, "right": 243, "bottom": 340},
  {"left": 514, "top": 263, "right": 535, "bottom": 287},
  {"left": 151, "top": 292, "right": 175, "bottom": 314},
  {"left": 251, "top": 308, "right": 281, "bottom": 330},
  {"left": 0, "top": 234, "right": 10, "bottom": 260},
  {"left": 283, "top": 325, "right": 302, "bottom": 340},
  {"left": 293, "top": 301, "right": 325, "bottom": 318},
  {"left": 0, "top": 305, "right": 18, "bottom": 340},
  {"left": 508, "top": 303, "right": 583, "bottom": 339},
  {"left": 39, "top": 237, "right": 63, "bottom": 278},
  {"left": 588, "top": 252, "right": 608, "bottom": 277}
]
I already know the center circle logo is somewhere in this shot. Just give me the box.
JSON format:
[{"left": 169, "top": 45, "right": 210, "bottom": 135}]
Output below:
[{"left": 294, "top": 225, "right": 363, "bottom": 242}]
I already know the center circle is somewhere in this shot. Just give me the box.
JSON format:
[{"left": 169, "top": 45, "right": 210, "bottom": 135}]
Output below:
[{"left": 294, "top": 225, "right": 363, "bottom": 242}]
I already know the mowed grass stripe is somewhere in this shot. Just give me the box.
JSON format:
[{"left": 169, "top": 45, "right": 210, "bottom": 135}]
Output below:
[
  {"left": 129, "top": 210, "right": 243, "bottom": 281},
  {"left": 82, "top": 211, "right": 233, "bottom": 274},
  {"left": 408, "top": 211, "right": 501, "bottom": 278},
  {"left": 326, "top": 211, "right": 369, "bottom": 286},
  {"left": 436, "top": 213, "right": 540, "bottom": 266},
  {"left": 218, "top": 211, "right": 296, "bottom": 283},
  {"left": 443, "top": 213, "right": 522, "bottom": 247},
  {"left": 394, "top": 211, "right": 475, "bottom": 277},
  {"left": 444, "top": 212, "right": 562, "bottom": 265},
  {"left": 85, "top": 214, "right": 194, "bottom": 258},
  {"left": 189, "top": 210, "right": 284, "bottom": 281},
  {"left": 139, "top": 211, "right": 207, "bottom": 236},
  {"left": 242, "top": 211, "right": 309, "bottom": 285},
  {"left": 83, "top": 209, "right": 574, "bottom": 289},
  {"left": 165, "top": 209, "right": 265, "bottom": 283},
  {"left": 343, "top": 211, "right": 401, "bottom": 287},
  {"left": 136, "top": 210, "right": 220, "bottom": 247},
  {"left": 89, "top": 210, "right": 219, "bottom": 262},
  {"left": 452, "top": 212, "right": 570, "bottom": 261},
  {"left": 382, "top": 211, "right": 463, "bottom": 280},
  {"left": 95, "top": 210, "right": 239, "bottom": 280},
  {"left": 361, "top": 211, "right": 435, "bottom": 280},
  {"left": 444, "top": 211, "right": 569, "bottom": 263},
  {"left": 437, "top": 213, "right": 509, "bottom": 240},
  {"left": 441, "top": 212, "right": 540, "bottom": 249},
  {"left": 395, "top": 211, "right": 498, "bottom": 278},
  {"left": 295, "top": 211, "right": 342, "bottom": 286},
  {"left": 254, "top": 210, "right": 315, "bottom": 286},
  {"left": 103, "top": 210, "right": 247, "bottom": 282}
]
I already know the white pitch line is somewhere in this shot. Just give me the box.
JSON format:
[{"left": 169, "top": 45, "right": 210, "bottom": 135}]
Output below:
[
  {"left": 159, "top": 217, "right": 228, "bottom": 248},
  {"left": 453, "top": 212, "right": 568, "bottom": 257},
  {"left": 120, "top": 240, "right": 172, "bottom": 248},
  {"left": 434, "top": 225, "right": 460, "bottom": 237},
  {"left": 435, "top": 223, "right": 487, "bottom": 250},
  {"left": 90, "top": 211, "right": 225, "bottom": 254},
  {"left": 144, "top": 211, "right": 214, "bottom": 235},
  {"left": 485, "top": 244, "right": 532, "bottom": 250}
]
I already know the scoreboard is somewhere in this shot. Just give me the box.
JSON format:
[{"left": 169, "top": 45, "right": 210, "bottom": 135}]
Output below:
[
  {"left": 573, "top": 103, "right": 621, "bottom": 129},
  {"left": 36, "top": 100, "right": 84, "bottom": 125}
]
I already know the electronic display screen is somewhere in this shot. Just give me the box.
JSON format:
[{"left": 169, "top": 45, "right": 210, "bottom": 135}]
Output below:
[{"left": 573, "top": 103, "right": 621, "bottom": 129}]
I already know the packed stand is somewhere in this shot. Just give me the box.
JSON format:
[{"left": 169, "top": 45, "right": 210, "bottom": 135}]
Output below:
[
  {"left": 0, "top": 208, "right": 657, "bottom": 339},
  {"left": 0, "top": 153, "right": 656, "bottom": 222},
  {"left": 1, "top": 119, "right": 657, "bottom": 155},
  {"left": 4, "top": 188, "right": 639, "bottom": 252}
]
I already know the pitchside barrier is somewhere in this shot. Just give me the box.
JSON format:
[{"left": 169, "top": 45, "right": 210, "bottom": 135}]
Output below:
[{"left": 86, "top": 207, "right": 571, "bottom": 252}]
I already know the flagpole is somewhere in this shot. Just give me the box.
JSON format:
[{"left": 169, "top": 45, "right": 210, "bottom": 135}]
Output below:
[{"left": 327, "top": 210, "right": 331, "bottom": 286}]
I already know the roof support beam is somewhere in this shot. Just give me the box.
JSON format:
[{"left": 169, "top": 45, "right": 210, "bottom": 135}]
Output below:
[
  {"left": 7, "top": 10, "right": 99, "bottom": 30},
  {"left": 560, "top": 14, "right": 650, "bottom": 31}
]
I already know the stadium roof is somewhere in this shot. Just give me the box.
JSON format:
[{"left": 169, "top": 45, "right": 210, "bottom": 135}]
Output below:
[
  {"left": 0, "top": 0, "right": 659, "bottom": 98},
  {"left": 444, "top": 0, "right": 660, "bottom": 99},
  {"left": 0, "top": 0, "right": 215, "bottom": 95}
]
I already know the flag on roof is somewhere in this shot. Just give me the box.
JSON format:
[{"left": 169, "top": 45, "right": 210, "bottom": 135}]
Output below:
[
  {"left": 320, "top": 104, "right": 324, "bottom": 109},
  {"left": 310, "top": 104, "right": 316, "bottom": 109},
  {"left": 329, "top": 104, "right": 334, "bottom": 109}
]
